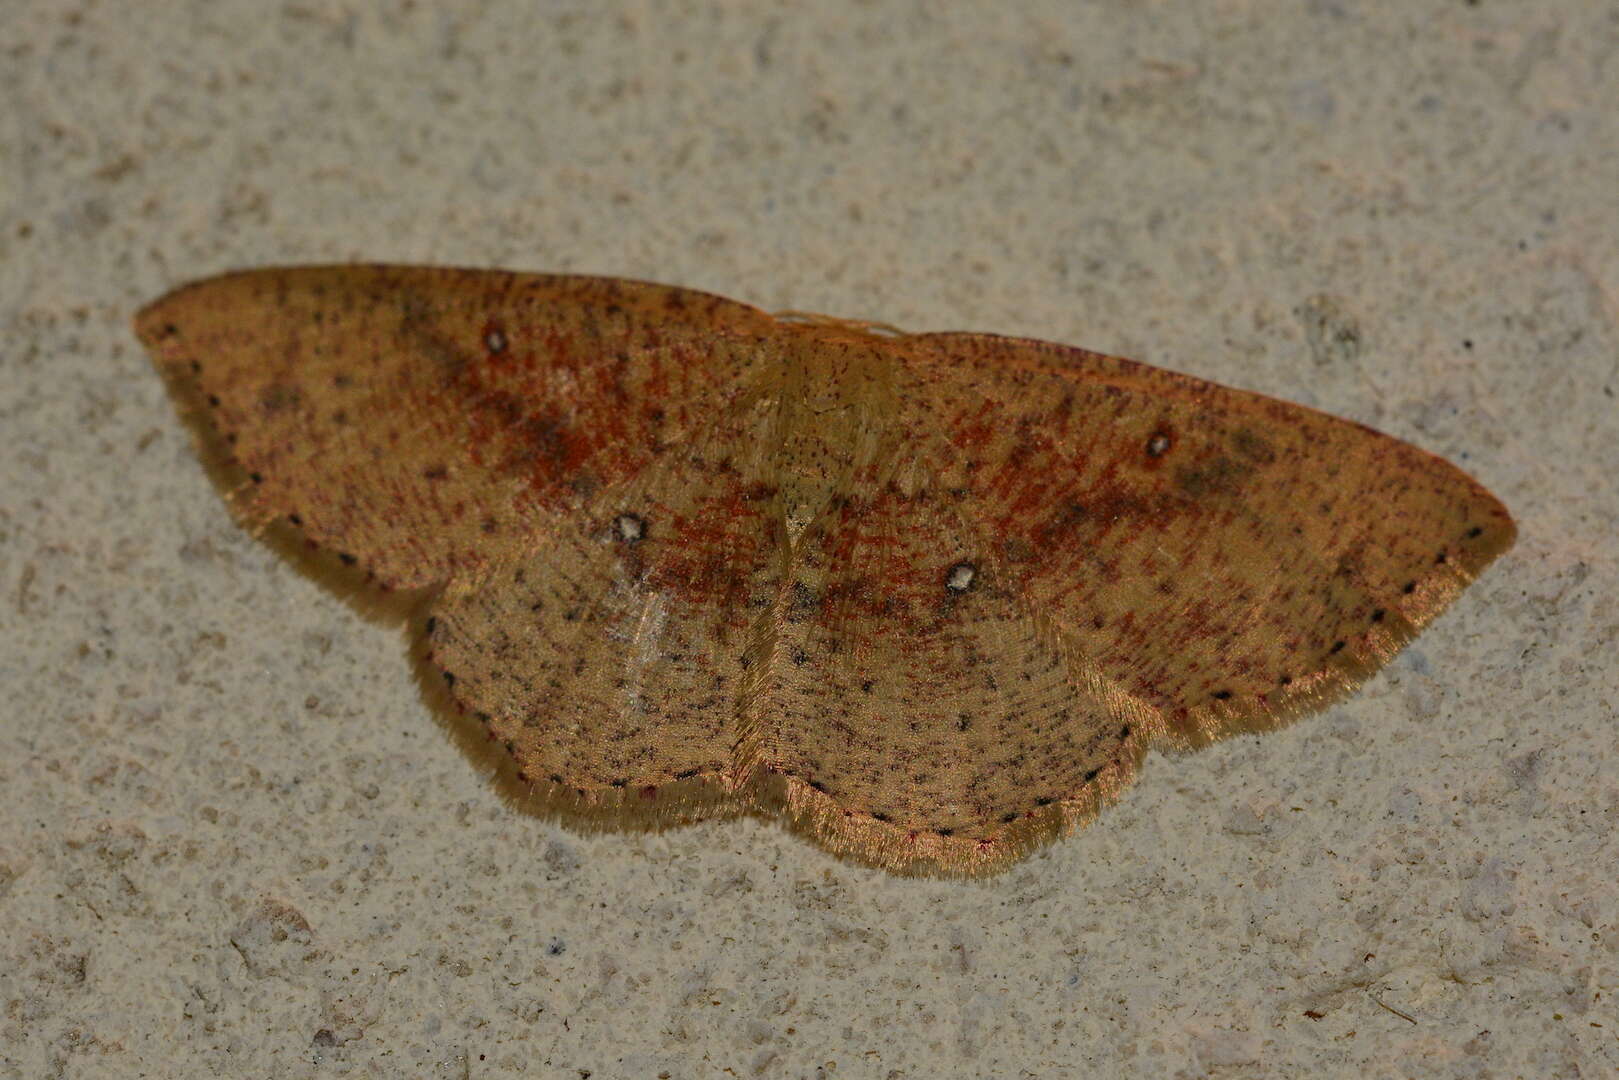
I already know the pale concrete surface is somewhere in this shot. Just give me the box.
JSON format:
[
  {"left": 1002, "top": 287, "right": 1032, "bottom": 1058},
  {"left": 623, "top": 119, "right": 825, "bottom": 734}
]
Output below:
[{"left": 2, "top": 3, "right": 1615, "bottom": 1077}]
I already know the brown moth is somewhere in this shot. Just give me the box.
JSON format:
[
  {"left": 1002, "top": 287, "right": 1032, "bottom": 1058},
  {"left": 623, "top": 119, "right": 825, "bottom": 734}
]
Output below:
[{"left": 135, "top": 266, "right": 1515, "bottom": 875}]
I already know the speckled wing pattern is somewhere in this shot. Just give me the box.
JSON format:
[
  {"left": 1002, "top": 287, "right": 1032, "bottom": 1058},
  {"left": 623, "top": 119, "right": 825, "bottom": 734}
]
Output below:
[{"left": 136, "top": 266, "right": 1515, "bottom": 875}]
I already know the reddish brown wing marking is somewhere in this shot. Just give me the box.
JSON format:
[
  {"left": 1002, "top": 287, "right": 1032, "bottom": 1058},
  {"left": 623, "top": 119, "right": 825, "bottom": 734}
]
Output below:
[
  {"left": 134, "top": 266, "right": 777, "bottom": 590},
  {"left": 425, "top": 352, "right": 787, "bottom": 792},
  {"left": 759, "top": 451, "right": 1143, "bottom": 873},
  {"left": 903, "top": 332, "right": 1516, "bottom": 750}
]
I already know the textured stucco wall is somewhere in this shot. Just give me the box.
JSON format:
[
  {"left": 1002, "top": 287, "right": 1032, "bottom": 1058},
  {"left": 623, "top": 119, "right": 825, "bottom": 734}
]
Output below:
[{"left": 2, "top": 3, "right": 1614, "bottom": 1077}]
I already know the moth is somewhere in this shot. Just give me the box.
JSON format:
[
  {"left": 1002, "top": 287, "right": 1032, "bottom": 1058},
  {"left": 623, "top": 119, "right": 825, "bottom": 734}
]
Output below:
[{"left": 136, "top": 266, "right": 1515, "bottom": 874}]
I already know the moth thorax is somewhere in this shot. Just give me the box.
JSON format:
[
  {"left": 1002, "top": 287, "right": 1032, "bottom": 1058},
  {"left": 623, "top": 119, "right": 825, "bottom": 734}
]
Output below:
[{"left": 774, "top": 351, "right": 896, "bottom": 539}]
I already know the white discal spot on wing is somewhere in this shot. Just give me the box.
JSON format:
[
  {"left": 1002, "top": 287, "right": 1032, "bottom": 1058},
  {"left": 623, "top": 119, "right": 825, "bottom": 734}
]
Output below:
[
  {"left": 946, "top": 562, "right": 976, "bottom": 593},
  {"left": 614, "top": 513, "right": 645, "bottom": 543}
]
